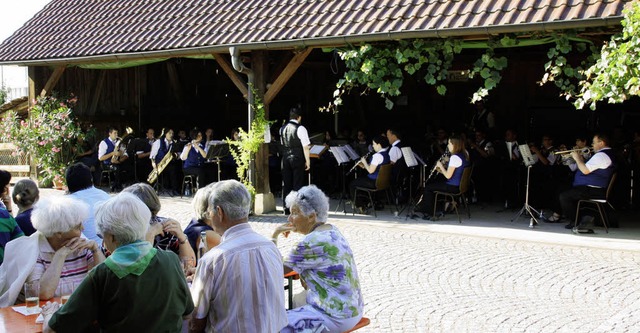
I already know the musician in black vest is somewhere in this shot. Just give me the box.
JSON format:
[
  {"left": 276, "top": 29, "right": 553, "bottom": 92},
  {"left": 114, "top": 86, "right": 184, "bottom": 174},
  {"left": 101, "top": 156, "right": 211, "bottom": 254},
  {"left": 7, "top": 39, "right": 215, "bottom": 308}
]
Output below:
[
  {"left": 280, "top": 108, "right": 311, "bottom": 214},
  {"left": 98, "top": 127, "right": 128, "bottom": 192},
  {"left": 180, "top": 129, "right": 209, "bottom": 189},
  {"left": 387, "top": 127, "right": 408, "bottom": 203},
  {"left": 150, "top": 129, "right": 180, "bottom": 196},
  {"left": 132, "top": 128, "right": 155, "bottom": 183},
  {"left": 556, "top": 133, "right": 617, "bottom": 233}
]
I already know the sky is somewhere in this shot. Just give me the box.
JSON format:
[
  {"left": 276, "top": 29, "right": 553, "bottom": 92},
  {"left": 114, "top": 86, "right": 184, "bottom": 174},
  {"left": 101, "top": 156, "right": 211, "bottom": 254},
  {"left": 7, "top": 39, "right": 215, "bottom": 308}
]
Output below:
[{"left": 0, "top": 1, "right": 51, "bottom": 91}]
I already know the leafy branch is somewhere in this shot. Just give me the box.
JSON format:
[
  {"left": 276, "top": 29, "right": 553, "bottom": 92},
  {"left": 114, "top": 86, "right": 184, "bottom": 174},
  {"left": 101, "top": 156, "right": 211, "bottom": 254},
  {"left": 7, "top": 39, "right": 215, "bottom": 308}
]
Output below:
[
  {"left": 539, "top": 33, "right": 598, "bottom": 101},
  {"left": 226, "top": 86, "right": 273, "bottom": 195},
  {"left": 575, "top": 1, "right": 640, "bottom": 110},
  {"left": 468, "top": 36, "right": 510, "bottom": 103}
]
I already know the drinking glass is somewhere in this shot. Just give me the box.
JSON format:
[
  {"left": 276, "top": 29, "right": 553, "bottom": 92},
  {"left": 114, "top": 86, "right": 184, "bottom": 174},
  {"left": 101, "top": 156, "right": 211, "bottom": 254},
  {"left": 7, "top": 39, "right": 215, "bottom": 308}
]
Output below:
[
  {"left": 57, "top": 281, "right": 78, "bottom": 305},
  {"left": 24, "top": 280, "right": 40, "bottom": 314}
]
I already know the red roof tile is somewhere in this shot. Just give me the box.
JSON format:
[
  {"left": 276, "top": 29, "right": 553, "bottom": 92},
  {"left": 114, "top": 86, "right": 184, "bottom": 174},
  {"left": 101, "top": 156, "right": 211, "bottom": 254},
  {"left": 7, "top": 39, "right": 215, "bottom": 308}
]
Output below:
[{"left": 0, "top": 0, "right": 631, "bottom": 65}]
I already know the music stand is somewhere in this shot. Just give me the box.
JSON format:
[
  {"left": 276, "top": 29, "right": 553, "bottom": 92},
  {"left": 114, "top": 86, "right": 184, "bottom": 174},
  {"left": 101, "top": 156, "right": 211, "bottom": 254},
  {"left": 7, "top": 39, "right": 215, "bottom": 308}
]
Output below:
[
  {"left": 330, "top": 146, "right": 352, "bottom": 214},
  {"left": 206, "top": 143, "right": 230, "bottom": 182},
  {"left": 511, "top": 144, "right": 542, "bottom": 227},
  {"left": 395, "top": 147, "right": 419, "bottom": 216}
]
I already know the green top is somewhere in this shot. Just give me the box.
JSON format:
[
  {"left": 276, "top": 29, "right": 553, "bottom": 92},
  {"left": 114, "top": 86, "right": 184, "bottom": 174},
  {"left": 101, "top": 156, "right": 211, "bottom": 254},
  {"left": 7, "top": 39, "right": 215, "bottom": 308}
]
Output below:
[
  {"left": 0, "top": 208, "right": 24, "bottom": 265},
  {"left": 48, "top": 250, "right": 194, "bottom": 333}
]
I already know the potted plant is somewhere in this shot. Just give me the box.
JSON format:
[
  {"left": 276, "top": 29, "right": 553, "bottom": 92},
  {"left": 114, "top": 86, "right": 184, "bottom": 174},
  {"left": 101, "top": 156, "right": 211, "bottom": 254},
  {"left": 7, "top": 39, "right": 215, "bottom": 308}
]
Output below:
[{"left": 0, "top": 94, "right": 89, "bottom": 188}]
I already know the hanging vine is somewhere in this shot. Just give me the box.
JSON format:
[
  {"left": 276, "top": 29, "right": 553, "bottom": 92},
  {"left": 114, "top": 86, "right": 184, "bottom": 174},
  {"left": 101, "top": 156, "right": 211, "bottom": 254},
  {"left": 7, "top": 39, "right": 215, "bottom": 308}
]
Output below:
[
  {"left": 538, "top": 32, "right": 598, "bottom": 101},
  {"left": 321, "top": 38, "right": 463, "bottom": 112},
  {"left": 468, "top": 36, "right": 511, "bottom": 103}
]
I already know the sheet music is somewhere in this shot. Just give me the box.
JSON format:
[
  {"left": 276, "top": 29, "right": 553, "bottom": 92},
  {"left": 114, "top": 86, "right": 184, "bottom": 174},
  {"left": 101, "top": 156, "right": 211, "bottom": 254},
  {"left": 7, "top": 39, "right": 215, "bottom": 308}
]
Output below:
[
  {"left": 518, "top": 144, "right": 536, "bottom": 167},
  {"left": 401, "top": 147, "right": 418, "bottom": 167},
  {"left": 329, "top": 146, "right": 350, "bottom": 165},
  {"left": 309, "top": 144, "right": 327, "bottom": 155},
  {"left": 342, "top": 145, "right": 360, "bottom": 161}
]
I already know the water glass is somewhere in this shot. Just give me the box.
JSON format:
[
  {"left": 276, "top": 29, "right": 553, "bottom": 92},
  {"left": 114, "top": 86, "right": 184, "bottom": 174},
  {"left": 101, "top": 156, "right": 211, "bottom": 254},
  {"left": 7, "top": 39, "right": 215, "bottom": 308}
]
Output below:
[
  {"left": 24, "top": 280, "right": 40, "bottom": 314},
  {"left": 57, "top": 281, "right": 79, "bottom": 305}
]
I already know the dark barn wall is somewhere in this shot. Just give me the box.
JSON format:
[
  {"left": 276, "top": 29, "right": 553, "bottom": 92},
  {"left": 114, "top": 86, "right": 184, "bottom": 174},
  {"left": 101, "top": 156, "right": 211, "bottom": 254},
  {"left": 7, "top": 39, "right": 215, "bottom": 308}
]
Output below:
[{"left": 33, "top": 45, "right": 640, "bottom": 145}]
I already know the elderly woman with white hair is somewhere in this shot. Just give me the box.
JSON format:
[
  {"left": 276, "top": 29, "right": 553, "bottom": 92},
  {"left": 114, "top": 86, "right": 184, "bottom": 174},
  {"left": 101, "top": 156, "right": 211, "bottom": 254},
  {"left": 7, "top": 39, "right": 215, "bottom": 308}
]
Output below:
[
  {"left": 42, "top": 192, "right": 194, "bottom": 333},
  {"left": 272, "top": 185, "right": 364, "bottom": 332},
  {"left": 0, "top": 196, "right": 105, "bottom": 306},
  {"left": 183, "top": 183, "right": 221, "bottom": 264}
]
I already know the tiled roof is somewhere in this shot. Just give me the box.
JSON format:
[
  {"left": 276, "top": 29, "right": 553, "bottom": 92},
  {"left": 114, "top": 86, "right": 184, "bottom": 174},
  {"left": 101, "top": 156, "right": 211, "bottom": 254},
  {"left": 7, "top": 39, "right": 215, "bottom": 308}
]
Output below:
[{"left": 0, "top": 0, "right": 631, "bottom": 65}]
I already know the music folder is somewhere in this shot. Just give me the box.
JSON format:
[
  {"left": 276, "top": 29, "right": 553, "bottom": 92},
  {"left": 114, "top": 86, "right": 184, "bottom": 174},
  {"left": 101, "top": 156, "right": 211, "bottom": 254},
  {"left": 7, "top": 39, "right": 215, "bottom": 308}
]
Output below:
[
  {"left": 329, "top": 146, "right": 350, "bottom": 165},
  {"left": 309, "top": 144, "right": 328, "bottom": 158},
  {"left": 518, "top": 144, "right": 536, "bottom": 167},
  {"left": 401, "top": 147, "right": 418, "bottom": 167}
]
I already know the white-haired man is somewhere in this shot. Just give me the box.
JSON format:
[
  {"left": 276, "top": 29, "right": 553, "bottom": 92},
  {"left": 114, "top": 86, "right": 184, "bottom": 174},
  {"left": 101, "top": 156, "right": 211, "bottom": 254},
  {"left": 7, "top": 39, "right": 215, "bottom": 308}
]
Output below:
[{"left": 189, "top": 180, "right": 287, "bottom": 332}]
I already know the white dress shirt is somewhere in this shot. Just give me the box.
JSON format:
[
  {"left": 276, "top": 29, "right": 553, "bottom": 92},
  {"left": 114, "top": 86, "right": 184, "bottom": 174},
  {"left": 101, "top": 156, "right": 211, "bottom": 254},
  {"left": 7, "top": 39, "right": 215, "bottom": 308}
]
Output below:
[{"left": 389, "top": 139, "right": 402, "bottom": 163}]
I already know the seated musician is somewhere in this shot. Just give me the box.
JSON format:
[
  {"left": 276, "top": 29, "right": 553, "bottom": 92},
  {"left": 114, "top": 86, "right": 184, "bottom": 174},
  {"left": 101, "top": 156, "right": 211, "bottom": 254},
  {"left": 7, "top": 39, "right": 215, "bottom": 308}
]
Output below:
[
  {"left": 348, "top": 135, "right": 390, "bottom": 213},
  {"left": 133, "top": 128, "right": 155, "bottom": 183},
  {"left": 351, "top": 129, "right": 372, "bottom": 157},
  {"left": 150, "top": 129, "right": 180, "bottom": 196},
  {"left": 180, "top": 129, "right": 209, "bottom": 188},
  {"left": 494, "top": 129, "right": 522, "bottom": 209},
  {"left": 414, "top": 135, "right": 470, "bottom": 220},
  {"left": 98, "top": 127, "right": 128, "bottom": 192},
  {"left": 529, "top": 135, "right": 559, "bottom": 211},
  {"left": 545, "top": 133, "right": 616, "bottom": 232},
  {"left": 468, "top": 129, "right": 494, "bottom": 204}
]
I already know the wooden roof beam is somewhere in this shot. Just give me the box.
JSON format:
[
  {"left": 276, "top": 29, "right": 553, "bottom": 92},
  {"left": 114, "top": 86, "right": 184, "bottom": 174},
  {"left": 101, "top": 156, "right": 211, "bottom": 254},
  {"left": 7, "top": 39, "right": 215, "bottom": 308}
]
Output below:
[
  {"left": 264, "top": 48, "right": 313, "bottom": 105},
  {"left": 39, "top": 66, "right": 66, "bottom": 97},
  {"left": 212, "top": 52, "right": 248, "bottom": 99}
]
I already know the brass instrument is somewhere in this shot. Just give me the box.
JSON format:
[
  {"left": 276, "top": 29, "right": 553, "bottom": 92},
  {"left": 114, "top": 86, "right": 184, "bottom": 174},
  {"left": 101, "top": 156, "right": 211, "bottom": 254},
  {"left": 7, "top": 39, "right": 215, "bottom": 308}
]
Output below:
[
  {"left": 553, "top": 147, "right": 593, "bottom": 156},
  {"left": 147, "top": 128, "right": 173, "bottom": 184},
  {"left": 111, "top": 127, "right": 134, "bottom": 163}
]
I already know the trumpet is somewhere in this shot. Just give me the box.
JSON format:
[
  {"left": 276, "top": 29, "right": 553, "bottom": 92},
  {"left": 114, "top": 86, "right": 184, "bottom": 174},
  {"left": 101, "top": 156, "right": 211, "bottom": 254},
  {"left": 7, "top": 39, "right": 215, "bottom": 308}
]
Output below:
[{"left": 553, "top": 147, "right": 593, "bottom": 156}]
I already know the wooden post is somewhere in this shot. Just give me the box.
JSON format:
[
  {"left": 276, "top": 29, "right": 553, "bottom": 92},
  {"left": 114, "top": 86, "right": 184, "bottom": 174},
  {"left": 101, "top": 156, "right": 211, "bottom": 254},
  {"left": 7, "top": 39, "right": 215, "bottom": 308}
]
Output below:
[
  {"left": 27, "top": 67, "right": 38, "bottom": 181},
  {"left": 251, "top": 50, "right": 276, "bottom": 214}
]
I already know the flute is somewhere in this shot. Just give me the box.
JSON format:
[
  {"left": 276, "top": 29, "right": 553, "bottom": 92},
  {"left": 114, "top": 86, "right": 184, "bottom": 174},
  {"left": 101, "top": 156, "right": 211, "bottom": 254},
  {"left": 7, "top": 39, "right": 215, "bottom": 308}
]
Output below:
[{"left": 346, "top": 151, "right": 373, "bottom": 175}]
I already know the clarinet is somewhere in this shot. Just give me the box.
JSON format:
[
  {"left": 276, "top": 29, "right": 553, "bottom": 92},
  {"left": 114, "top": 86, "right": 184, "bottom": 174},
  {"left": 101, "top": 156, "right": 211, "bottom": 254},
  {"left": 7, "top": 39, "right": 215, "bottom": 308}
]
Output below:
[
  {"left": 426, "top": 151, "right": 450, "bottom": 182},
  {"left": 346, "top": 151, "right": 373, "bottom": 175}
]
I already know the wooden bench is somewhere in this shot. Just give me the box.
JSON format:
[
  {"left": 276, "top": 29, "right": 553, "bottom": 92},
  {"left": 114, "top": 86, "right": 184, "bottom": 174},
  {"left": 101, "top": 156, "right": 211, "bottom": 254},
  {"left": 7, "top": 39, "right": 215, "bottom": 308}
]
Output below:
[{"left": 343, "top": 317, "right": 370, "bottom": 332}]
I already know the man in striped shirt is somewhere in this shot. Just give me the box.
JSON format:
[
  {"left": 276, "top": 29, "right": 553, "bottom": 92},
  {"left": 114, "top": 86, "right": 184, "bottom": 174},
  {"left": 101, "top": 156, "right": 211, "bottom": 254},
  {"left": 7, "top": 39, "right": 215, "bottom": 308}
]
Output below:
[{"left": 189, "top": 180, "right": 287, "bottom": 333}]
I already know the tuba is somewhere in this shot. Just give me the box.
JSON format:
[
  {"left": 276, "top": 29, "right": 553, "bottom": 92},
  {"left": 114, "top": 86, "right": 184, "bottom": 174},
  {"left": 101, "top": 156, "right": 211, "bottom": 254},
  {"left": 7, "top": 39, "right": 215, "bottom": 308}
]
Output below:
[{"left": 111, "top": 127, "right": 134, "bottom": 164}]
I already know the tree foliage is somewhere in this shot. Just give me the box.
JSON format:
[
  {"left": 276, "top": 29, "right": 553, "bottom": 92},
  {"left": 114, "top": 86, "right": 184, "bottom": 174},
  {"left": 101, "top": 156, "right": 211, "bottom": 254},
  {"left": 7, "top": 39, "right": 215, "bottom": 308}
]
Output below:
[{"left": 576, "top": 2, "right": 640, "bottom": 110}]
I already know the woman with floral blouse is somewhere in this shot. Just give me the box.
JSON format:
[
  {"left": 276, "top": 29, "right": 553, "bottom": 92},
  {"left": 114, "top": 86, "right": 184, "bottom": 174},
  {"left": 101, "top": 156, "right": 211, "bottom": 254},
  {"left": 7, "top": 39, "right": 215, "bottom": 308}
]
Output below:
[{"left": 272, "top": 185, "right": 363, "bottom": 332}]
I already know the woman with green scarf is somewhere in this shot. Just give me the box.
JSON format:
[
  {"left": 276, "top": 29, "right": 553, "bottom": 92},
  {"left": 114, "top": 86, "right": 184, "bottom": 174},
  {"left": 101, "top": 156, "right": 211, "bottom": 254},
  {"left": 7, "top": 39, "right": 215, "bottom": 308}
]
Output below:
[{"left": 42, "top": 192, "right": 194, "bottom": 333}]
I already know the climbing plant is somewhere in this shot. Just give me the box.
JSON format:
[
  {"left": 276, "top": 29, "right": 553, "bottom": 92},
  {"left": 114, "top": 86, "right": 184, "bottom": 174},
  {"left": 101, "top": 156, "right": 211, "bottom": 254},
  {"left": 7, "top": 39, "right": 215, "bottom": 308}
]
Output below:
[
  {"left": 322, "top": 38, "right": 463, "bottom": 111},
  {"left": 539, "top": 33, "right": 598, "bottom": 101},
  {"left": 575, "top": 1, "right": 640, "bottom": 110},
  {"left": 467, "top": 36, "right": 511, "bottom": 103},
  {"left": 226, "top": 86, "right": 273, "bottom": 195}
]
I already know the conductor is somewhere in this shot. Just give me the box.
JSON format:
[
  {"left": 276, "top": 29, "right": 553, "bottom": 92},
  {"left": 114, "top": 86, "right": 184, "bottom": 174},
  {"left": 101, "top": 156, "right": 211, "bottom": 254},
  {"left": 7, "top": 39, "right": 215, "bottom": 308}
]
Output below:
[{"left": 280, "top": 107, "right": 311, "bottom": 215}]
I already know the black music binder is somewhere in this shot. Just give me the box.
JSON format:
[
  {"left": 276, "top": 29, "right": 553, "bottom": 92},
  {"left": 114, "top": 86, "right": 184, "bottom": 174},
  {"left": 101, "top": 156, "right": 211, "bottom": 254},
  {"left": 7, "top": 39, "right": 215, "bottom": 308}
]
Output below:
[{"left": 206, "top": 143, "right": 230, "bottom": 160}]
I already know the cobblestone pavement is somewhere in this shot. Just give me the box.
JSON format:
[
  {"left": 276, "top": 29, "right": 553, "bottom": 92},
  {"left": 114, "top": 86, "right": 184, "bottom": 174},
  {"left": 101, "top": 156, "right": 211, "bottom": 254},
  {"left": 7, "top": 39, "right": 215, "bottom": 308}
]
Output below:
[{"left": 41, "top": 189, "right": 640, "bottom": 332}]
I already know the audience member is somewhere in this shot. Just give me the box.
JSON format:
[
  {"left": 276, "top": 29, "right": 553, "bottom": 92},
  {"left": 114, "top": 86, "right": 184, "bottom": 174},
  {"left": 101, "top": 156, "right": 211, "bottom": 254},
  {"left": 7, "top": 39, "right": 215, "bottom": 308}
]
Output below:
[
  {"left": 273, "top": 185, "right": 364, "bottom": 332},
  {"left": 189, "top": 180, "right": 287, "bottom": 332},
  {"left": 66, "top": 163, "right": 110, "bottom": 243},
  {"left": 41, "top": 192, "right": 193, "bottom": 332},
  {"left": 11, "top": 179, "right": 39, "bottom": 236}
]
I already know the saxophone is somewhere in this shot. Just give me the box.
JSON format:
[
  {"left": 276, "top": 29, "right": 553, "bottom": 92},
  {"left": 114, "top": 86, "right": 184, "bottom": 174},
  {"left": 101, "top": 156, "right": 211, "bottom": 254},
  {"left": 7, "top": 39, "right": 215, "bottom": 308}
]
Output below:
[{"left": 147, "top": 149, "right": 175, "bottom": 184}]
